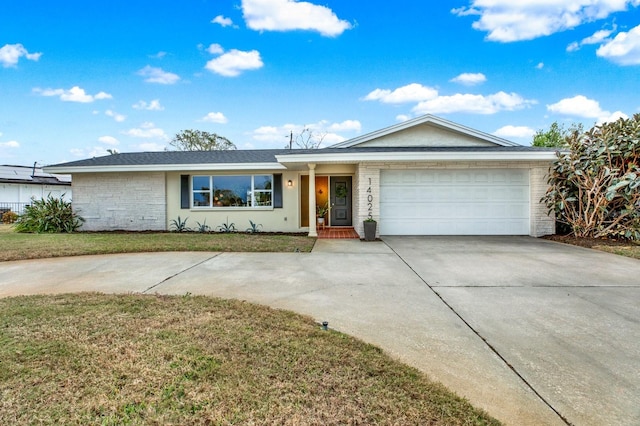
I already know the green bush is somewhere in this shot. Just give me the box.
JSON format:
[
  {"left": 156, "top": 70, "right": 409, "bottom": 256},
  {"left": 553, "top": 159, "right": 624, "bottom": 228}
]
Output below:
[
  {"left": 2, "top": 210, "right": 19, "bottom": 224},
  {"left": 542, "top": 114, "right": 640, "bottom": 240},
  {"left": 14, "top": 195, "right": 84, "bottom": 233}
]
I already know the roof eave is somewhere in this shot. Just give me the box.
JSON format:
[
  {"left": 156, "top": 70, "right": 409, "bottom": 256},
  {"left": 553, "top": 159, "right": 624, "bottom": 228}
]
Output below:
[
  {"left": 276, "top": 151, "right": 558, "bottom": 163},
  {"left": 44, "top": 162, "right": 287, "bottom": 174}
]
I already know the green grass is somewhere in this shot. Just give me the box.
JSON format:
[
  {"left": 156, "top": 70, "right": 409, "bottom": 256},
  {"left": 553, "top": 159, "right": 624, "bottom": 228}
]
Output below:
[
  {"left": 0, "top": 225, "right": 315, "bottom": 261},
  {"left": 0, "top": 293, "right": 500, "bottom": 425},
  {"left": 590, "top": 245, "right": 640, "bottom": 259}
]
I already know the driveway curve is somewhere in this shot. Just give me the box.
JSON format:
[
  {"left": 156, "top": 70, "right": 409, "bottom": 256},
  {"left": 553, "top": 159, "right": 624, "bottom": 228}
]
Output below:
[{"left": 1, "top": 236, "right": 638, "bottom": 426}]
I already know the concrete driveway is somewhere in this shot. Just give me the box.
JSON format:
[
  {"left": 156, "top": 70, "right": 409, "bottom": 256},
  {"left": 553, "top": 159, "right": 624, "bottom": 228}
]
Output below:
[{"left": 1, "top": 236, "right": 638, "bottom": 426}]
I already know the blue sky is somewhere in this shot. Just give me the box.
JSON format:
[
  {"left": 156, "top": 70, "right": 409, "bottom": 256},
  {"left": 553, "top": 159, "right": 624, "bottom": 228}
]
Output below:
[{"left": 1, "top": 0, "right": 639, "bottom": 166}]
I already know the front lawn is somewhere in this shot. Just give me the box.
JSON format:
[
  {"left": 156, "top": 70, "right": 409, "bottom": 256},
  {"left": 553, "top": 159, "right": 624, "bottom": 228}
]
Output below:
[
  {"left": 0, "top": 293, "right": 499, "bottom": 425},
  {"left": 0, "top": 225, "right": 315, "bottom": 261}
]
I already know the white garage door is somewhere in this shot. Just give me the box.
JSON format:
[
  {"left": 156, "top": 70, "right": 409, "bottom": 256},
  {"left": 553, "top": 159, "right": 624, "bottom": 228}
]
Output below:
[{"left": 380, "top": 169, "right": 530, "bottom": 235}]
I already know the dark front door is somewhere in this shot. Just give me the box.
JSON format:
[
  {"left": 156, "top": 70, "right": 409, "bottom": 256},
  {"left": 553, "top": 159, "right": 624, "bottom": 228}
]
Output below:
[{"left": 330, "top": 176, "right": 352, "bottom": 226}]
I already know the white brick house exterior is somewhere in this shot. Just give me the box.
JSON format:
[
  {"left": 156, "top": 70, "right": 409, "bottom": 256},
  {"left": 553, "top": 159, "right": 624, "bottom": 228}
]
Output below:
[
  {"left": 46, "top": 115, "right": 557, "bottom": 238},
  {"left": 71, "top": 172, "right": 166, "bottom": 231}
]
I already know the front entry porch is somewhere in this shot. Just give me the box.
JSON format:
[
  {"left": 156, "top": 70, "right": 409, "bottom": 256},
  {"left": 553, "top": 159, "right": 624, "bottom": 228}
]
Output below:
[
  {"left": 316, "top": 227, "right": 360, "bottom": 239},
  {"left": 301, "top": 171, "right": 353, "bottom": 237}
]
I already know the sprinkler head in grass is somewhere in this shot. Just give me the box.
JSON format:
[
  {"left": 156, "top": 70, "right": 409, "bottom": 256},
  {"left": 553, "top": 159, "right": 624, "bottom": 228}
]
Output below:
[{"left": 322, "top": 321, "right": 329, "bottom": 331}]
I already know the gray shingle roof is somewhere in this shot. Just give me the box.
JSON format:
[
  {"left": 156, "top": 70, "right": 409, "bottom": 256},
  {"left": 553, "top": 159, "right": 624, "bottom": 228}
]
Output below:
[
  {"left": 47, "top": 149, "right": 297, "bottom": 168},
  {"left": 47, "top": 146, "right": 558, "bottom": 168}
]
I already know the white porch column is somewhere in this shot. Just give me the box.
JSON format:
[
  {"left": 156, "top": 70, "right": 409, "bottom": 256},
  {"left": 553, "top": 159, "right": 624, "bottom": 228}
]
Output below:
[{"left": 308, "top": 163, "right": 317, "bottom": 237}]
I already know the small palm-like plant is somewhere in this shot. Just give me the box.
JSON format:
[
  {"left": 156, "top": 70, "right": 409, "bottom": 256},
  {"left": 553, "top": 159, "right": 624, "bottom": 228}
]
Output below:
[
  {"left": 195, "top": 220, "right": 210, "bottom": 233},
  {"left": 246, "top": 220, "right": 262, "bottom": 234},
  {"left": 217, "top": 218, "right": 236, "bottom": 233},
  {"left": 14, "top": 194, "right": 84, "bottom": 233},
  {"left": 169, "top": 216, "right": 190, "bottom": 232}
]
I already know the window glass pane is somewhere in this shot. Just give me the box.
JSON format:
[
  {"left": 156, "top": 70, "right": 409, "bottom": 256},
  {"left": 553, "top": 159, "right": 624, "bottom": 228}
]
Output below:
[
  {"left": 193, "top": 192, "right": 210, "bottom": 207},
  {"left": 254, "top": 191, "right": 272, "bottom": 206},
  {"left": 254, "top": 175, "right": 272, "bottom": 190},
  {"left": 213, "top": 176, "right": 251, "bottom": 207},
  {"left": 193, "top": 176, "right": 210, "bottom": 191}
]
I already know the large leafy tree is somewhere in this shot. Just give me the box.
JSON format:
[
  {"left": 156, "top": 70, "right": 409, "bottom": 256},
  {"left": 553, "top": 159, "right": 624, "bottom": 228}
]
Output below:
[
  {"left": 169, "top": 130, "right": 236, "bottom": 151},
  {"left": 542, "top": 114, "right": 640, "bottom": 239},
  {"left": 532, "top": 121, "right": 584, "bottom": 148}
]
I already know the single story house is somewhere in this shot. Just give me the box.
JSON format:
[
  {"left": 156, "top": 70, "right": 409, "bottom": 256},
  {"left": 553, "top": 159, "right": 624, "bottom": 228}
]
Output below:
[
  {"left": 0, "top": 164, "right": 72, "bottom": 215},
  {"left": 44, "top": 115, "right": 558, "bottom": 238}
]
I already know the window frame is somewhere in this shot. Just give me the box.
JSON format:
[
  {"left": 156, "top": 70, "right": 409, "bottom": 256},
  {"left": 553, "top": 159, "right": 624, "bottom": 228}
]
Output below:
[{"left": 191, "top": 174, "right": 274, "bottom": 209}]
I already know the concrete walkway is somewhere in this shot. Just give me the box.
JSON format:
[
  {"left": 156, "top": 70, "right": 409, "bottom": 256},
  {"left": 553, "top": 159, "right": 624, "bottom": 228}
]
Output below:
[{"left": 1, "top": 237, "right": 638, "bottom": 426}]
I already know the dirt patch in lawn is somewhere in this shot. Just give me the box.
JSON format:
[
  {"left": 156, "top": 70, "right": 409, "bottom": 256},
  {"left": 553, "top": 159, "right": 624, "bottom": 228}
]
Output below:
[{"left": 543, "top": 235, "right": 640, "bottom": 259}]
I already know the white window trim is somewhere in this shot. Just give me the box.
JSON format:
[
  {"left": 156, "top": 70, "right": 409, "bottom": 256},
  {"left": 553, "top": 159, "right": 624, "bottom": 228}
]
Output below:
[{"left": 191, "top": 174, "right": 273, "bottom": 209}]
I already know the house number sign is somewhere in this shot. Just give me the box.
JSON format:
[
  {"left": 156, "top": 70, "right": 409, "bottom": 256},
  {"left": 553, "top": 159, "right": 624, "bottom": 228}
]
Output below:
[{"left": 367, "top": 177, "right": 373, "bottom": 219}]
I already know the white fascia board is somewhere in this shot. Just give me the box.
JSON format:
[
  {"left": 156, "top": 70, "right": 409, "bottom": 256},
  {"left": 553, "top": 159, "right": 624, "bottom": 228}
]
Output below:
[
  {"left": 276, "top": 151, "right": 558, "bottom": 163},
  {"left": 44, "top": 162, "right": 287, "bottom": 174}
]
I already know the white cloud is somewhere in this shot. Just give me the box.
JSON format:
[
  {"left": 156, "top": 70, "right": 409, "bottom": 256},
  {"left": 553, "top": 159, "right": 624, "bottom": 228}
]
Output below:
[
  {"left": 251, "top": 125, "right": 282, "bottom": 142},
  {"left": 327, "top": 120, "right": 361, "bottom": 132},
  {"left": 135, "top": 142, "right": 167, "bottom": 151},
  {"left": 450, "top": 72, "right": 487, "bottom": 86},
  {"left": 493, "top": 125, "right": 536, "bottom": 139},
  {"left": 33, "top": 86, "right": 112, "bottom": 103},
  {"left": 123, "top": 122, "right": 169, "bottom": 139},
  {"left": 70, "top": 146, "right": 112, "bottom": 158},
  {"left": 98, "top": 136, "right": 119, "bottom": 145},
  {"left": 567, "top": 42, "right": 581, "bottom": 52},
  {"left": 249, "top": 119, "right": 360, "bottom": 148},
  {"left": 536, "top": 62, "right": 545, "bottom": 69},
  {"left": 241, "top": 0, "right": 352, "bottom": 37},
  {"left": 137, "top": 65, "right": 180, "bottom": 84},
  {"left": 0, "top": 140, "right": 20, "bottom": 148},
  {"left": 132, "top": 99, "right": 164, "bottom": 111},
  {"left": 547, "top": 95, "right": 628, "bottom": 123},
  {"left": 596, "top": 24, "right": 640, "bottom": 65},
  {"left": 452, "top": 1, "right": 639, "bottom": 42},
  {"left": 583, "top": 28, "right": 617, "bottom": 45},
  {"left": 212, "top": 15, "right": 234, "bottom": 27},
  {"left": 396, "top": 114, "right": 411, "bottom": 122},
  {"left": 207, "top": 43, "right": 225, "bottom": 55},
  {"left": 568, "top": 27, "right": 617, "bottom": 51},
  {"left": 205, "top": 49, "right": 263, "bottom": 77},
  {"left": 200, "top": 112, "right": 229, "bottom": 123},
  {"left": 105, "top": 110, "right": 126, "bottom": 122},
  {"left": 413, "top": 91, "right": 536, "bottom": 115},
  {"left": 363, "top": 83, "right": 438, "bottom": 104},
  {"left": 149, "top": 51, "right": 167, "bottom": 59},
  {"left": 0, "top": 43, "right": 42, "bottom": 67}
]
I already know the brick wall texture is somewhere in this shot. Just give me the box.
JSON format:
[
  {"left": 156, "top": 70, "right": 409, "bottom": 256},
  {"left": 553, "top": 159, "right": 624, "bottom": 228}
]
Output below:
[{"left": 72, "top": 172, "right": 166, "bottom": 231}]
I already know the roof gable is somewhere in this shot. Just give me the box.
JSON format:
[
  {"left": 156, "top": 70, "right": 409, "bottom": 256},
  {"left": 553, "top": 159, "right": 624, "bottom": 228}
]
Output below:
[{"left": 330, "top": 114, "right": 518, "bottom": 148}]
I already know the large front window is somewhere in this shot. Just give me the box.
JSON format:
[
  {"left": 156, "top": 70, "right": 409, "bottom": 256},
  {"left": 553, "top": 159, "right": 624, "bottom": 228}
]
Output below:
[{"left": 192, "top": 175, "right": 272, "bottom": 208}]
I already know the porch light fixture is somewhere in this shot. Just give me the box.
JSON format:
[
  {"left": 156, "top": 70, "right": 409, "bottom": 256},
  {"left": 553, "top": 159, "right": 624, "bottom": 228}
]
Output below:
[{"left": 287, "top": 179, "right": 293, "bottom": 187}]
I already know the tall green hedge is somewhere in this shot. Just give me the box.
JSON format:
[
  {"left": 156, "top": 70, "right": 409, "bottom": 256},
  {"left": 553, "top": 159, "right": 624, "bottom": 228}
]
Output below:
[{"left": 543, "top": 114, "right": 640, "bottom": 240}]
